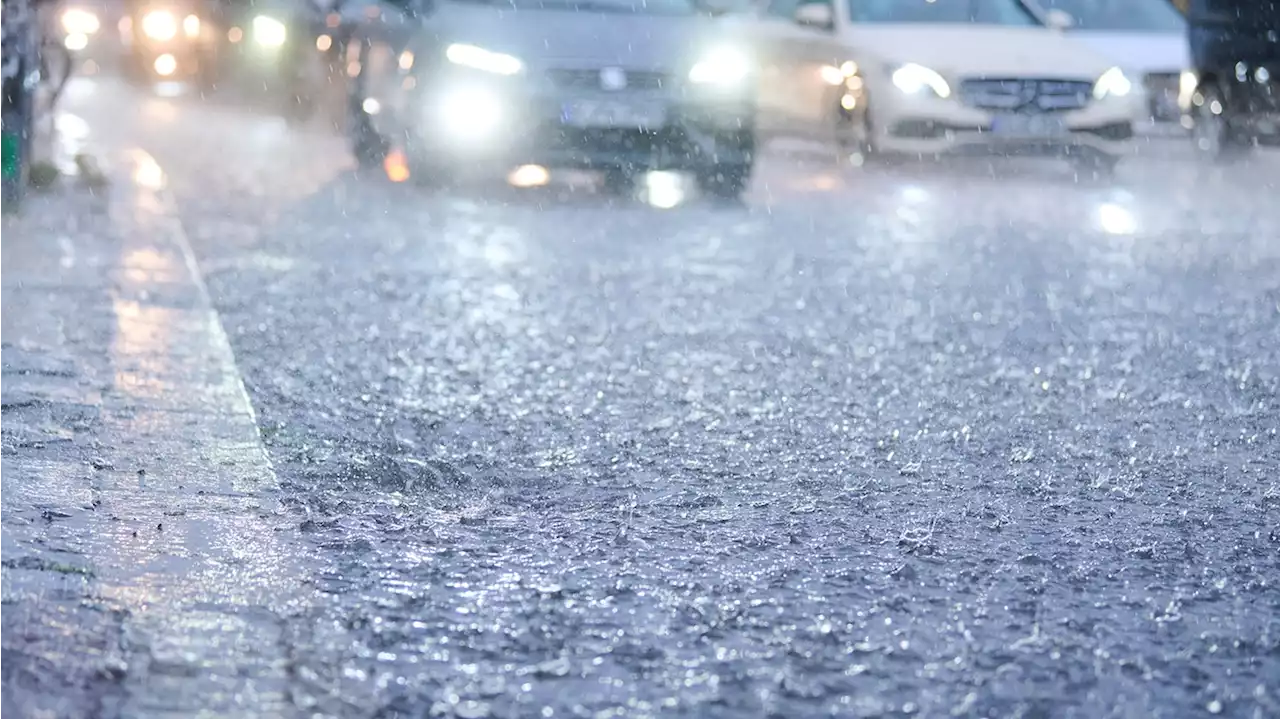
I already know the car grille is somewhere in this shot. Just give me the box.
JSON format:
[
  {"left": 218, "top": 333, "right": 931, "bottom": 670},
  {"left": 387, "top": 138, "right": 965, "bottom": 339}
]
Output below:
[
  {"left": 546, "top": 68, "right": 669, "bottom": 92},
  {"left": 959, "top": 78, "right": 1093, "bottom": 112},
  {"left": 1144, "top": 72, "right": 1181, "bottom": 120}
]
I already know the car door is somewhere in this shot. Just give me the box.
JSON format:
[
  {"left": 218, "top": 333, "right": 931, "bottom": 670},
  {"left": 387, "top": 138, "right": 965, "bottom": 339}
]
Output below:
[{"left": 755, "top": 0, "right": 850, "bottom": 140}]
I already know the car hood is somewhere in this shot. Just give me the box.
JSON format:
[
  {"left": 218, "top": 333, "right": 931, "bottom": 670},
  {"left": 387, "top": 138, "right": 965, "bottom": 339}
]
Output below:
[
  {"left": 1069, "top": 32, "right": 1190, "bottom": 75},
  {"left": 433, "top": 5, "right": 746, "bottom": 71},
  {"left": 846, "top": 26, "right": 1114, "bottom": 81}
]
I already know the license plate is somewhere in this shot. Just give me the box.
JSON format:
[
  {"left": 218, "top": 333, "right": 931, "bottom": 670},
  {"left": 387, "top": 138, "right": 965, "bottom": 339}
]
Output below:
[
  {"left": 1152, "top": 90, "right": 1179, "bottom": 119},
  {"left": 562, "top": 99, "right": 666, "bottom": 129},
  {"left": 990, "top": 113, "right": 1068, "bottom": 137}
]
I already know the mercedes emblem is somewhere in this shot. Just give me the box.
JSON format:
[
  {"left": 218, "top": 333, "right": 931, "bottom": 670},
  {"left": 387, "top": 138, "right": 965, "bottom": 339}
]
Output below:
[{"left": 599, "top": 67, "right": 627, "bottom": 91}]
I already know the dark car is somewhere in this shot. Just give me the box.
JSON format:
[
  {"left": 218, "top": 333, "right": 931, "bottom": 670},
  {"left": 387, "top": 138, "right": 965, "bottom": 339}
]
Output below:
[
  {"left": 345, "top": 0, "right": 759, "bottom": 197},
  {"left": 207, "top": 0, "right": 328, "bottom": 116},
  {"left": 1182, "top": 0, "right": 1279, "bottom": 159}
]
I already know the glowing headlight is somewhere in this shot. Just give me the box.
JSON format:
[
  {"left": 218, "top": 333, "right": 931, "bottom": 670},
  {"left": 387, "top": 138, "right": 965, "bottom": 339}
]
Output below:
[
  {"left": 141, "top": 10, "right": 177, "bottom": 41},
  {"left": 1179, "top": 70, "right": 1198, "bottom": 96},
  {"left": 689, "top": 48, "right": 749, "bottom": 85},
  {"left": 183, "top": 14, "right": 200, "bottom": 38},
  {"left": 438, "top": 86, "right": 503, "bottom": 140},
  {"left": 1177, "top": 70, "right": 1198, "bottom": 110},
  {"left": 445, "top": 43, "right": 523, "bottom": 76},
  {"left": 61, "top": 9, "right": 100, "bottom": 35},
  {"left": 1092, "top": 66, "right": 1133, "bottom": 100},
  {"left": 890, "top": 63, "right": 951, "bottom": 99},
  {"left": 253, "top": 16, "right": 287, "bottom": 47}
]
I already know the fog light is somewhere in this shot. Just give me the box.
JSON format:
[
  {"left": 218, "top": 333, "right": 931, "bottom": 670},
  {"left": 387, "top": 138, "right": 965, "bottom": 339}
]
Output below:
[
  {"left": 508, "top": 164, "right": 549, "bottom": 188},
  {"left": 438, "top": 87, "right": 501, "bottom": 140},
  {"left": 154, "top": 53, "right": 177, "bottom": 77}
]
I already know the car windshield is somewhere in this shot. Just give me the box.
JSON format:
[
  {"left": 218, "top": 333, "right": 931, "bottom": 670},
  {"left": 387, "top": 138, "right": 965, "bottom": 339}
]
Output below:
[
  {"left": 1031, "top": 0, "right": 1186, "bottom": 32},
  {"left": 848, "top": 0, "right": 1040, "bottom": 25},
  {"left": 1189, "top": 0, "right": 1280, "bottom": 30},
  {"left": 452, "top": 0, "right": 697, "bottom": 13}
]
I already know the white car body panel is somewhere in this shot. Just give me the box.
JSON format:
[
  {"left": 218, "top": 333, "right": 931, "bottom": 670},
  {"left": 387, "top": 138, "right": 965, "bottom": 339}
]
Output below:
[
  {"left": 1070, "top": 31, "right": 1190, "bottom": 132},
  {"left": 839, "top": 25, "right": 1138, "bottom": 158}
]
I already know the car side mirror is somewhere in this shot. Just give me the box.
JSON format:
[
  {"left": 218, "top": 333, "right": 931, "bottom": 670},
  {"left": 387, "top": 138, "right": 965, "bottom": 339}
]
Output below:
[
  {"left": 1044, "top": 9, "right": 1074, "bottom": 30},
  {"left": 794, "top": 1, "right": 833, "bottom": 29}
]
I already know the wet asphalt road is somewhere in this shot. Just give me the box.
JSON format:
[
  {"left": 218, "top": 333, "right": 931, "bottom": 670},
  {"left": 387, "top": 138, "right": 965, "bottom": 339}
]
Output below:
[{"left": 51, "top": 77, "right": 1280, "bottom": 717}]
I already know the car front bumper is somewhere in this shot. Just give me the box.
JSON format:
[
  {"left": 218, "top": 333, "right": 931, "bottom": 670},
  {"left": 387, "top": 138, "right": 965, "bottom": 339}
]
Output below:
[
  {"left": 400, "top": 74, "right": 756, "bottom": 171},
  {"left": 870, "top": 88, "right": 1137, "bottom": 158}
]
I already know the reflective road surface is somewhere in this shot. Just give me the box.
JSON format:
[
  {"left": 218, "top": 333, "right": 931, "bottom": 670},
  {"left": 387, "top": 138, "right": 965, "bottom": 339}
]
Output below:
[{"left": 4, "top": 76, "right": 1279, "bottom": 718}]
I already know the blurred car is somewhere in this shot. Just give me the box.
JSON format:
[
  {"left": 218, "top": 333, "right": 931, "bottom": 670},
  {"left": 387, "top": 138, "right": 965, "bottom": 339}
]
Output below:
[
  {"left": 1181, "top": 0, "right": 1279, "bottom": 160},
  {"left": 754, "top": 0, "right": 1139, "bottom": 173},
  {"left": 347, "top": 0, "right": 758, "bottom": 197},
  {"left": 208, "top": 0, "right": 328, "bottom": 117},
  {"left": 119, "top": 0, "right": 219, "bottom": 83},
  {"left": 1021, "top": 0, "right": 1190, "bottom": 134},
  {"left": 56, "top": 3, "right": 105, "bottom": 53}
]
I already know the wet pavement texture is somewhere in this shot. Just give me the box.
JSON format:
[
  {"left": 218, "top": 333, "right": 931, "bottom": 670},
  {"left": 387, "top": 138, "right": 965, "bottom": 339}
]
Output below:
[
  {"left": 2, "top": 156, "right": 316, "bottom": 717},
  {"left": 5, "top": 77, "right": 1280, "bottom": 718}
]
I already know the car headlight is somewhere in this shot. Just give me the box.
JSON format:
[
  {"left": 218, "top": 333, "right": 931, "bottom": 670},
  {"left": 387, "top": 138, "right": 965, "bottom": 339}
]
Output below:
[
  {"left": 61, "top": 9, "right": 100, "bottom": 35},
  {"left": 445, "top": 43, "right": 523, "bottom": 76},
  {"left": 183, "top": 14, "right": 200, "bottom": 38},
  {"left": 253, "top": 16, "right": 287, "bottom": 47},
  {"left": 890, "top": 63, "right": 951, "bottom": 99},
  {"left": 438, "top": 86, "right": 503, "bottom": 140},
  {"left": 1092, "top": 66, "right": 1133, "bottom": 100},
  {"left": 688, "top": 47, "right": 749, "bottom": 85},
  {"left": 141, "top": 10, "right": 177, "bottom": 41}
]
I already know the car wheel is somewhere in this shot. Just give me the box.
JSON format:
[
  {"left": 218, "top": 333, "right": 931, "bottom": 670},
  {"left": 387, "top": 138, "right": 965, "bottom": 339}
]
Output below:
[
  {"left": 347, "top": 94, "right": 388, "bottom": 170},
  {"left": 835, "top": 99, "right": 875, "bottom": 166},
  {"left": 406, "top": 153, "right": 454, "bottom": 188},
  {"left": 695, "top": 163, "right": 751, "bottom": 199},
  {"left": 1191, "top": 86, "right": 1250, "bottom": 163}
]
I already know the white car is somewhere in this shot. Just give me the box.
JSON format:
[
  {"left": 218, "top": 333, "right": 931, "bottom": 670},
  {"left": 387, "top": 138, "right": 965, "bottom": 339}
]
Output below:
[
  {"left": 754, "top": 0, "right": 1141, "bottom": 172},
  {"left": 1021, "top": 0, "right": 1190, "bottom": 134}
]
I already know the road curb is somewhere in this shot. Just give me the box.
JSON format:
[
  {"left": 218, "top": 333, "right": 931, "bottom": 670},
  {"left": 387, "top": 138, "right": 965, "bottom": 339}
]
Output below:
[{"left": 98, "top": 150, "right": 316, "bottom": 717}]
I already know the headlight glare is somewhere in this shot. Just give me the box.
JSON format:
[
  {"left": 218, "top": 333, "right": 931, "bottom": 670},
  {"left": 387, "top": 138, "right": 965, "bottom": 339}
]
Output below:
[
  {"left": 253, "top": 16, "right": 287, "bottom": 47},
  {"left": 438, "top": 86, "right": 503, "bottom": 140},
  {"left": 891, "top": 63, "right": 951, "bottom": 99},
  {"left": 141, "top": 10, "right": 177, "bottom": 41},
  {"left": 61, "top": 9, "right": 100, "bottom": 35},
  {"left": 1093, "top": 66, "right": 1133, "bottom": 99},
  {"left": 445, "top": 43, "right": 523, "bottom": 76},
  {"left": 1177, "top": 70, "right": 1197, "bottom": 110},
  {"left": 688, "top": 48, "right": 749, "bottom": 85}
]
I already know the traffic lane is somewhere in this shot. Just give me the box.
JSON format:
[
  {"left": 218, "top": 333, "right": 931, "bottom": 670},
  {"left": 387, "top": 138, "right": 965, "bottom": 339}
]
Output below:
[
  {"left": 77, "top": 85, "right": 1280, "bottom": 716},
  {"left": 203, "top": 175, "right": 1277, "bottom": 714}
]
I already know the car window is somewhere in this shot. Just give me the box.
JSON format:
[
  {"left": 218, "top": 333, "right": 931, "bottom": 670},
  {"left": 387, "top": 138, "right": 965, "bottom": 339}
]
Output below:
[
  {"left": 1200, "top": 0, "right": 1280, "bottom": 26},
  {"left": 848, "top": 0, "right": 1039, "bottom": 25},
  {"left": 1029, "top": 0, "right": 1186, "bottom": 32}
]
